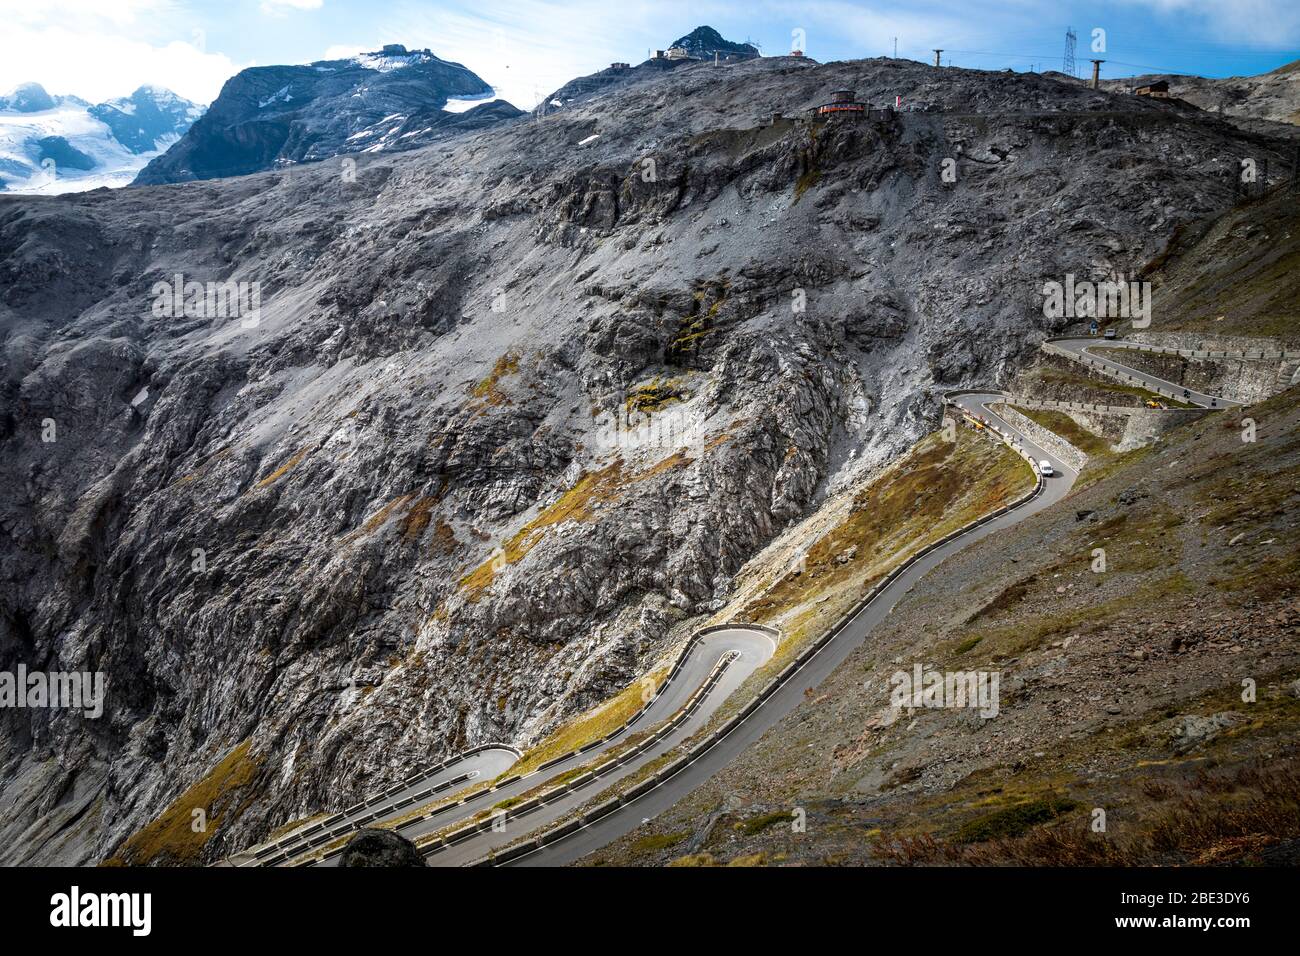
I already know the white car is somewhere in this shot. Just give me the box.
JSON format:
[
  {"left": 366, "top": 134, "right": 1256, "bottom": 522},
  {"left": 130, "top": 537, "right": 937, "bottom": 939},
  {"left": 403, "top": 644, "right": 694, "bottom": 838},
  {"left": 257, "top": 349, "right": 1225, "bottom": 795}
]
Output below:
[{"left": 1039, "top": 460, "right": 1055, "bottom": 477}]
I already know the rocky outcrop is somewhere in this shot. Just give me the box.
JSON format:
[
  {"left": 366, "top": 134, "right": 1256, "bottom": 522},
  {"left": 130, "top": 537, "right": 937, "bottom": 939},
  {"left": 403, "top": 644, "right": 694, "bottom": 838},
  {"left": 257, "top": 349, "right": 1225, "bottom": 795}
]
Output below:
[
  {"left": 1170, "top": 712, "right": 1246, "bottom": 754},
  {"left": 668, "top": 27, "right": 759, "bottom": 60},
  {"left": 133, "top": 46, "right": 516, "bottom": 185}
]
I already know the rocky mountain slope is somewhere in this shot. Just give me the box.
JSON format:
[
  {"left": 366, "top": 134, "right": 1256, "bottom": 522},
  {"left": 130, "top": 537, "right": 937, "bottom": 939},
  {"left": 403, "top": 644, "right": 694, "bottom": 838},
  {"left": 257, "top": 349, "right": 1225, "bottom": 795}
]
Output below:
[
  {"left": 0, "top": 83, "right": 201, "bottom": 194},
  {"left": 1138, "top": 187, "right": 1300, "bottom": 342},
  {"left": 133, "top": 45, "right": 518, "bottom": 185},
  {"left": 0, "top": 51, "right": 1295, "bottom": 864}
]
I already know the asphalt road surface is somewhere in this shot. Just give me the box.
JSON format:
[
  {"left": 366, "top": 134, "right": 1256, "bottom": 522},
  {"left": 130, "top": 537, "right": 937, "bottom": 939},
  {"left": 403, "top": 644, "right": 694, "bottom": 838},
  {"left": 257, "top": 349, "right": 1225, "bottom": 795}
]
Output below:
[
  {"left": 283, "top": 627, "right": 776, "bottom": 866},
  {"left": 229, "top": 745, "right": 520, "bottom": 865}
]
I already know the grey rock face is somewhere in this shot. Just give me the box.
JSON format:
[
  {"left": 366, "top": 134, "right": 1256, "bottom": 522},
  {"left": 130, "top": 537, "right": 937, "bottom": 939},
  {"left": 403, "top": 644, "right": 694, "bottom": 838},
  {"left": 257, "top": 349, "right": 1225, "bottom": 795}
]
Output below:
[
  {"left": 339, "top": 828, "right": 425, "bottom": 867},
  {"left": 1170, "top": 712, "right": 1245, "bottom": 753},
  {"left": 0, "top": 54, "right": 1293, "bottom": 865}
]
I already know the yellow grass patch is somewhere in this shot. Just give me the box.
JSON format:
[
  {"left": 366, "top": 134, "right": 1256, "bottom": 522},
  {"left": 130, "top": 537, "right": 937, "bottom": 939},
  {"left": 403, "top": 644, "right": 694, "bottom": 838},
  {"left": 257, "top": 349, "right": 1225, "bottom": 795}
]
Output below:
[
  {"left": 511, "top": 664, "right": 670, "bottom": 776},
  {"left": 107, "top": 740, "right": 263, "bottom": 866},
  {"left": 257, "top": 446, "right": 313, "bottom": 488}
]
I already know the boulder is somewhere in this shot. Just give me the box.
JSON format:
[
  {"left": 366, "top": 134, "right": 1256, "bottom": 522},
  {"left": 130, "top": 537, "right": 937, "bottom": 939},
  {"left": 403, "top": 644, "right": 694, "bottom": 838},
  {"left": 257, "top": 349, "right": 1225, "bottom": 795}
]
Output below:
[{"left": 339, "top": 828, "right": 426, "bottom": 867}]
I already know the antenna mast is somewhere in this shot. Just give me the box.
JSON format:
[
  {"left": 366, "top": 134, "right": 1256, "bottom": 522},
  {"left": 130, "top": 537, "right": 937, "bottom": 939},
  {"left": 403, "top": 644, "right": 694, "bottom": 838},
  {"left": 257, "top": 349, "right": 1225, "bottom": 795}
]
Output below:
[{"left": 1063, "top": 27, "right": 1077, "bottom": 77}]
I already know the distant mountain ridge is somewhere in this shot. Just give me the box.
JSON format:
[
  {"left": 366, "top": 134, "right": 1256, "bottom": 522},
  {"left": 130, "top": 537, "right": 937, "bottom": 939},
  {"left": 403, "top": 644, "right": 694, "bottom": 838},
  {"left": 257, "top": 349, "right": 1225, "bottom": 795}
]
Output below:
[
  {"left": 0, "top": 82, "right": 69, "bottom": 113},
  {"left": 133, "top": 44, "right": 523, "bottom": 186},
  {"left": 0, "top": 82, "right": 201, "bottom": 194},
  {"left": 668, "top": 26, "right": 759, "bottom": 60}
]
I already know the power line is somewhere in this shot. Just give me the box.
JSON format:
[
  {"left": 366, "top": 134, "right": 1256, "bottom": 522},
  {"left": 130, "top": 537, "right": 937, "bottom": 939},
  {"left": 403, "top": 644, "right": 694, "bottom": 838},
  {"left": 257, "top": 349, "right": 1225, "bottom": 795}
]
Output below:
[
  {"left": 938, "top": 46, "right": 1295, "bottom": 77},
  {"left": 913, "top": 30, "right": 1298, "bottom": 60}
]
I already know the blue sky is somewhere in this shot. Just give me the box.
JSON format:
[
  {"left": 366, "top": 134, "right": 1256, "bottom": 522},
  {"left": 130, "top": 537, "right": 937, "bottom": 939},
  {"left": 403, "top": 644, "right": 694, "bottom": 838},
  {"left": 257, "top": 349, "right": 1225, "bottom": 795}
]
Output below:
[{"left": 2, "top": 0, "right": 1297, "bottom": 108}]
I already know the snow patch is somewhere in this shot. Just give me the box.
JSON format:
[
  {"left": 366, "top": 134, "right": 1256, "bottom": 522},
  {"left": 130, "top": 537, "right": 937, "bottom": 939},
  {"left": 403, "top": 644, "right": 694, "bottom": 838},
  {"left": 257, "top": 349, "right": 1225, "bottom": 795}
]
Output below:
[
  {"left": 258, "top": 86, "right": 293, "bottom": 109},
  {"left": 442, "top": 91, "right": 496, "bottom": 114},
  {"left": 351, "top": 52, "right": 429, "bottom": 73}
]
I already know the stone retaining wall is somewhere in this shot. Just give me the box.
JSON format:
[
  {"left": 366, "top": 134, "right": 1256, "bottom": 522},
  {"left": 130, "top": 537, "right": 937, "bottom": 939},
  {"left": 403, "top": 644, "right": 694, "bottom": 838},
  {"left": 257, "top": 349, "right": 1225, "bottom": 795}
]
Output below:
[
  {"left": 992, "top": 404, "right": 1089, "bottom": 472},
  {"left": 1019, "top": 351, "right": 1146, "bottom": 407},
  {"left": 1090, "top": 346, "right": 1282, "bottom": 404},
  {"left": 1004, "top": 395, "right": 1212, "bottom": 452},
  {"left": 1127, "top": 331, "right": 1294, "bottom": 356}
]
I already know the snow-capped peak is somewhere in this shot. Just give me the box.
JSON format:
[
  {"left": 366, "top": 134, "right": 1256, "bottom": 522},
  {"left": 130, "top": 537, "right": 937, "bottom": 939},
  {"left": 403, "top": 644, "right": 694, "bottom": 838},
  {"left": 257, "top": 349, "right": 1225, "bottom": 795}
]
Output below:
[
  {"left": 346, "top": 43, "right": 445, "bottom": 74},
  {"left": 0, "top": 82, "right": 58, "bottom": 113}
]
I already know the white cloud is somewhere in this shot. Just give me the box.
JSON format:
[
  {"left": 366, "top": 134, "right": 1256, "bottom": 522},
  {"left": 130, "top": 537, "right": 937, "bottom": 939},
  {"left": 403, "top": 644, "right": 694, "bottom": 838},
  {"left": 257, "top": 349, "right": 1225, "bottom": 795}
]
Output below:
[
  {"left": 1118, "top": 0, "right": 1300, "bottom": 47},
  {"left": 322, "top": 44, "right": 367, "bottom": 60},
  {"left": 260, "top": 0, "right": 324, "bottom": 16},
  {"left": 0, "top": 24, "right": 242, "bottom": 104},
  {"left": 0, "top": 0, "right": 178, "bottom": 27}
]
